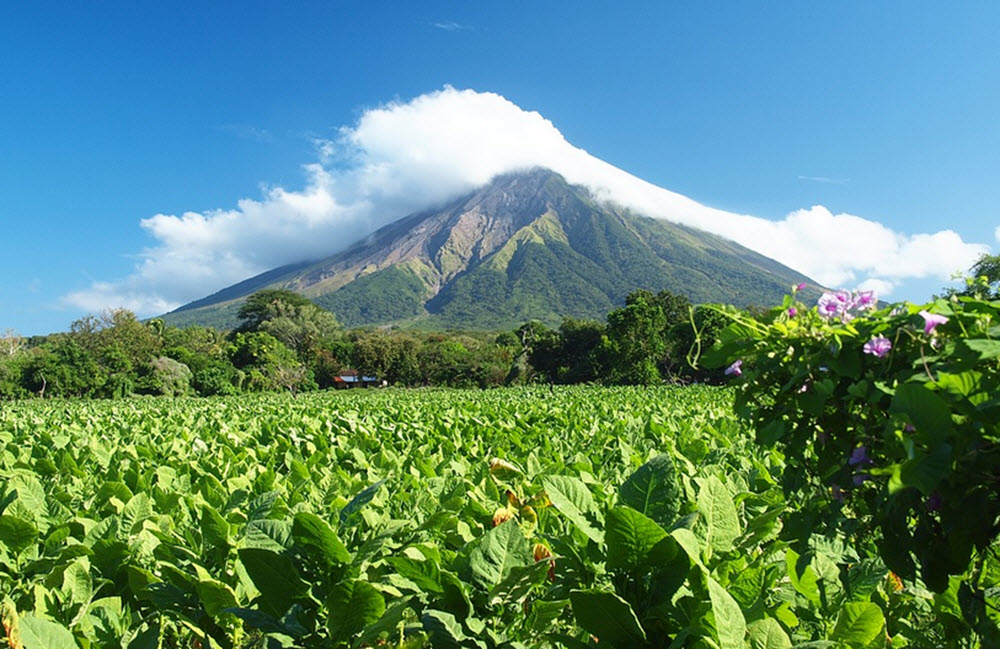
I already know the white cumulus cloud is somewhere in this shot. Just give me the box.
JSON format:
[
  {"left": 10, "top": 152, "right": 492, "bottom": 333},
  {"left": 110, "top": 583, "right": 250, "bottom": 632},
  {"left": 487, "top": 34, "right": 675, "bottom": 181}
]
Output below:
[{"left": 63, "top": 86, "right": 989, "bottom": 315}]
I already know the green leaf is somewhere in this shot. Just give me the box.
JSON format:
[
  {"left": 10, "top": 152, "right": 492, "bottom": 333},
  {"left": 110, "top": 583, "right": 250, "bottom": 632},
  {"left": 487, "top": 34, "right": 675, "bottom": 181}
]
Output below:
[
  {"left": 237, "top": 548, "right": 308, "bottom": 617},
  {"left": 962, "top": 338, "right": 1000, "bottom": 360},
  {"left": 605, "top": 506, "right": 667, "bottom": 572},
  {"left": 469, "top": 520, "right": 531, "bottom": 591},
  {"left": 17, "top": 614, "right": 78, "bottom": 649},
  {"left": 421, "top": 609, "right": 467, "bottom": 649},
  {"left": 541, "top": 475, "right": 603, "bottom": 543},
  {"left": 697, "top": 475, "right": 741, "bottom": 553},
  {"left": 120, "top": 493, "right": 154, "bottom": 535},
  {"left": 59, "top": 560, "right": 93, "bottom": 606},
  {"left": 224, "top": 608, "right": 289, "bottom": 634},
  {"left": 195, "top": 577, "right": 238, "bottom": 617},
  {"left": 386, "top": 556, "right": 444, "bottom": 594},
  {"left": 0, "top": 515, "right": 38, "bottom": 554},
  {"left": 747, "top": 617, "right": 792, "bottom": 649},
  {"left": 200, "top": 505, "right": 230, "bottom": 549},
  {"left": 670, "top": 527, "right": 705, "bottom": 569},
  {"left": 528, "top": 599, "right": 570, "bottom": 632},
  {"left": 127, "top": 624, "right": 160, "bottom": 649},
  {"left": 487, "top": 559, "right": 551, "bottom": 606},
  {"left": 8, "top": 474, "right": 48, "bottom": 524},
  {"left": 890, "top": 444, "right": 952, "bottom": 496},
  {"left": 327, "top": 579, "right": 386, "bottom": 643},
  {"left": 786, "top": 549, "right": 821, "bottom": 608},
  {"left": 292, "top": 512, "right": 351, "bottom": 567},
  {"left": 439, "top": 571, "right": 473, "bottom": 620},
  {"left": 569, "top": 590, "right": 646, "bottom": 646},
  {"left": 355, "top": 598, "right": 415, "bottom": 649},
  {"left": 340, "top": 480, "right": 384, "bottom": 525},
  {"left": 831, "top": 602, "right": 885, "bottom": 648},
  {"left": 707, "top": 574, "right": 747, "bottom": 649},
  {"left": 242, "top": 519, "right": 292, "bottom": 551},
  {"left": 890, "top": 383, "right": 954, "bottom": 445},
  {"left": 618, "top": 454, "right": 682, "bottom": 529}
]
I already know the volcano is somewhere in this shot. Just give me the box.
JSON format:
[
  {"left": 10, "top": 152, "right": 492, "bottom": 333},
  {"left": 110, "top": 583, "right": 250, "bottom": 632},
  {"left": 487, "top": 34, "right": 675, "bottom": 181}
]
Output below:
[{"left": 163, "top": 168, "right": 818, "bottom": 330}]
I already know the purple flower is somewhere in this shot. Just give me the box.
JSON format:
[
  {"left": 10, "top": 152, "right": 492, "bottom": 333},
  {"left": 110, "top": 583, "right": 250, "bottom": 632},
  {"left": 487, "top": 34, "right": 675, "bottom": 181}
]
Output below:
[
  {"left": 794, "top": 282, "right": 807, "bottom": 292},
  {"left": 787, "top": 306, "right": 798, "bottom": 317},
  {"left": 849, "top": 445, "right": 873, "bottom": 467},
  {"left": 918, "top": 310, "right": 948, "bottom": 335},
  {"left": 863, "top": 335, "right": 892, "bottom": 358},
  {"left": 852, "top": 473, "right": 870, "bottom": 486},
  {"left": 818, "top": 290, "right": 852, "bottom": 320},
  {"left": 853, "top": 290, "right": 877, "bottom": 312},
  {"left": 925, "top": 491, "right": 943, "bottom": 512},
  {"left": 724, "top": 360, "right": 743, "bottom": 377}
]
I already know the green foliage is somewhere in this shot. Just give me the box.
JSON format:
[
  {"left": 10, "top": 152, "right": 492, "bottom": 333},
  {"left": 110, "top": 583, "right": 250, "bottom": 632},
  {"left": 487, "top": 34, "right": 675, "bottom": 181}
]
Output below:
[
  {"left": 229, "top": 331, "right": 307, "bottom": 392},
  {"left": 237, "top": 289, "right": 314, "bottom": 329},
  {"left": 0, "top": 385, "right": 968, "bottom": 647},
  {"left": 708, "top": 287, "right": 1000, "bottom": 644},
  {"left": 136, "top": 356, "right": 193, "bottom": 396},
  {"left": 604, "top": 290, "right": 668, "bottom": 384},
  {"left": 944, "top": 252, "right": 1000, "bottom": 300},
  {"left": 315, "top": 266, "right": 428, "bottom": 326}
]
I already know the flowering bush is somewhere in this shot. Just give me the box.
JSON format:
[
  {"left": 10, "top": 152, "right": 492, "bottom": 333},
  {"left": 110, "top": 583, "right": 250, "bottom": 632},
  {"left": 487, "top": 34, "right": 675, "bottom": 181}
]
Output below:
[{"left": 705, "top": 286, "right": 1000, "bottom": 636}]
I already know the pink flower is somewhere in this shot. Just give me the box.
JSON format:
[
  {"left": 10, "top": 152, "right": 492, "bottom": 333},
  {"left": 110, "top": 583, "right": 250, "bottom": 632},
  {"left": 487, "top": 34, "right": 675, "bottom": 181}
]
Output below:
[
  {"left": 853, "top": 290, "right": 877, "bottom": 312},
  {"left": 863, "top": 335, "right": 891, "bottom": 358},
  {"left": 724, "top": 360, "right": 743, "bottom": 377},
  {"left": 818, "top": 290, "right": 853, "bottom": 320},
  {"left": 787, "top": 307, "right": 798, "bottom": 317},
  {"left": 794, "top": 282, "right": 807, "bottom": 292},
  {"left": 918, "top": 310, "right": 948, "bottom": 335}
]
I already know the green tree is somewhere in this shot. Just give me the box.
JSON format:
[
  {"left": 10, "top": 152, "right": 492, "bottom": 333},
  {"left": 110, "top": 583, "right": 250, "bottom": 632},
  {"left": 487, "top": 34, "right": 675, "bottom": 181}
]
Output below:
[
  {"left": 24, "top": 338, "right": 106, "bottom": 398},
  {"left": 237, "top": 289, "right": 314, "bottom": 331},
  {"left": 229, "top": 331, "right": 308, "bottom": 392},
  {"left": 70, "top": 308, "right": 162, "bottom": 369},
  {"left": 237, "top": 289, "right": 340, "bottom": 357},
  {"left": 946, "top": 252, "right": 1000, "bottom": 299},
  {"left": 136, "top": 356, "right": 194, "bottom": 396},
  {"left": 603, "top": 290, "right": 668, "bottom": 384},
  {"left": 351, "top": 331, "right": 420, "bottom": 385}
]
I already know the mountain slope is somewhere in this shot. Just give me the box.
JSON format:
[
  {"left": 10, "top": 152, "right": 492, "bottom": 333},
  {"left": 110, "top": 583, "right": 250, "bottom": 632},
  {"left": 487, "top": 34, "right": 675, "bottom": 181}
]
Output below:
[{"left": 163, "top": 169, "right": 819, "bottom": 329}]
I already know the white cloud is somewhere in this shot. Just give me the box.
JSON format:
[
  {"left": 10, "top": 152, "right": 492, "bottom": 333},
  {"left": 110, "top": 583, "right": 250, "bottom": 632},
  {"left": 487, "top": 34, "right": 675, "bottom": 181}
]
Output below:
[
  {"left": 856, "top": 278, "right": 895, "bottom": 297},
  {"left": 797, "top": 175, "right": 850, "bottom": 185},
  {"left": 63, "top": 87, "right": 990, "bottom": 315},
  {"left": 431, "top": 21, "right": 472, "bottom": 32}
]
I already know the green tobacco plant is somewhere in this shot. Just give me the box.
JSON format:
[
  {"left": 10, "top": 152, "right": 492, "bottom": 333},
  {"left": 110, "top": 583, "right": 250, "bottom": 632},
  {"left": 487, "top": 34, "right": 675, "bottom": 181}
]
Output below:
[{"left": 0, "top": 385, "right": 982, "bottom": 647}]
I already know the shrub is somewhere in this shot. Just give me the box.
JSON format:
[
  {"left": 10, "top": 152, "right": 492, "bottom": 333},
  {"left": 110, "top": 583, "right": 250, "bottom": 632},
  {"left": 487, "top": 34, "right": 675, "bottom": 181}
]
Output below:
[{"left": 707, "top": 285, "right": 1000, "bottom": 610}]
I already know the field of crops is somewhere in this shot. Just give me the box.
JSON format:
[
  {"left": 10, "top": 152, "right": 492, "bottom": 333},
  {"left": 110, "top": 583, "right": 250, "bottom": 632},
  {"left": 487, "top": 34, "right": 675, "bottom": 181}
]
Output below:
[{"left": 0, "top": 386, "right": 961, "bottom": 648}]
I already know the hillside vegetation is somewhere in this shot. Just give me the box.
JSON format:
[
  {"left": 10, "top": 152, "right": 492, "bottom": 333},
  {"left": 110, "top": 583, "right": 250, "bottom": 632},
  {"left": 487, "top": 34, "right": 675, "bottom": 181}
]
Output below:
[{"left": 163, "top": 169, "right": 819, "bottom": 330}]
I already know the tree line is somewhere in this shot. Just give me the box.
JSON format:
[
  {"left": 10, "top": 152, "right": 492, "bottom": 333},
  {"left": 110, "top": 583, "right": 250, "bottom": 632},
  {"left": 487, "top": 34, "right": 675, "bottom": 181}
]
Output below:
[{"left": 0, "top": 287, "right": 734, "bottom": 400}]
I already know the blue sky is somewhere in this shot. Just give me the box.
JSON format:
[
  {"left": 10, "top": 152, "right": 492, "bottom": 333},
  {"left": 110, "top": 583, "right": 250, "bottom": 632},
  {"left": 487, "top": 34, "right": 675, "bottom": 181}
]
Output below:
[{"left": 2, "top": 2, "right": 998, "bottom": 334}]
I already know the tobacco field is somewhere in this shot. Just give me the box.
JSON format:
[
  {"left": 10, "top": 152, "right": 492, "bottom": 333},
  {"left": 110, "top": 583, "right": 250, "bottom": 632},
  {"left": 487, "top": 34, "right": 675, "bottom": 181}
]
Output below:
[{"left": 0, "top": 386, "right": 990, "bottom": 648}]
